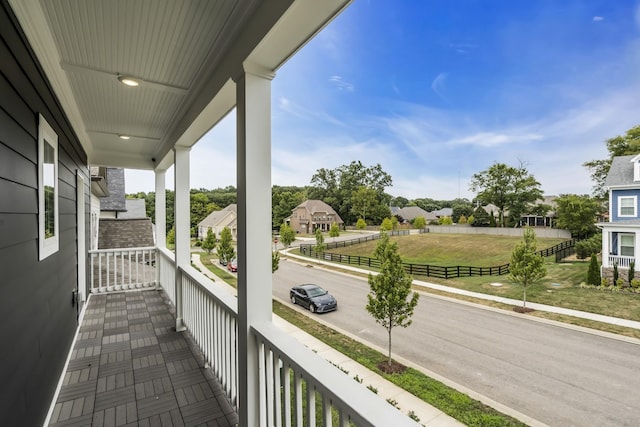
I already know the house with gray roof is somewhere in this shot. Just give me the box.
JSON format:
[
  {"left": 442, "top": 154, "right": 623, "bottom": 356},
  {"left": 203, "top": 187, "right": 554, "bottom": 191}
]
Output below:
[
  {"left": 598, "top": 154, "right": 640, "bottom": 282},
  {"left": 288, "top": 200, "right": 343, "bottom": 234},
  {"left": 197, "top": 204, "right": 237, "bottom": 240},
  {"left": 394, "top": 206, "right": 436, "bottom": 223}
]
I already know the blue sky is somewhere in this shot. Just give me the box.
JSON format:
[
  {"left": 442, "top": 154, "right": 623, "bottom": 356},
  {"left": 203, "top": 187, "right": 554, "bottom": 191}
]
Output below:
[{"left": 126, "top": 0, "right": 640, "bottom": 200}]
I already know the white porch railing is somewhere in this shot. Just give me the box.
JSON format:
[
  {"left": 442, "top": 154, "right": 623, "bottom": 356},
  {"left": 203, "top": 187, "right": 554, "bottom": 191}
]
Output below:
[
  {"left": 89, "top": 246, "right": 157, "bottom": 293},
  {"left": 179, "top": 265, "right": 239, "bottom": 409},
  {"left": 607, "top": 255, "right": 636, "bottom": 269},
  {"left": 157, "top": 247, "right": 176, "bottom": 303},
  {"left": 253, "top": 322, "right": 418, "bottom": 427},
  {"left": 91, "top": 246, "right": 418, "bottom": 426}
]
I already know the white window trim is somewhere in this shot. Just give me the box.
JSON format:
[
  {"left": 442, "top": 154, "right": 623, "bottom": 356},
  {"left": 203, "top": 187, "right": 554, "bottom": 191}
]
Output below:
[
  {"left": 619, "top": 233, "right": 635, "bottom": 257},
  {"left": 38, "top": 114, "right": 59, "bottom": 260},
  {"left": 618, "top": 195, "right": 637, "bottom": 218}
]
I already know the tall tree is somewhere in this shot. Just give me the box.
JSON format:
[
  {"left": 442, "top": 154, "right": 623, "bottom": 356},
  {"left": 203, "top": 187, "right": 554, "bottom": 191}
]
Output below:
[
  {"left": 272, "top": 251, "right": 280, "bottom": 273},
  {"left": 272, "top": 186, "right": 306, "bottom": 228},
  {"left": 554, "top": 194, "right": 602, "bottom": 237},
  {"left": 191, "top": 192, "right": 218, "bottom": 232},
  {"left": 380, "top": 217, "right": 394, "bottom": 232},
  {"left": 216, "top": 227, "right": 235, "bottom": 265},
  {"left": 279, "top": 223, "right": 296, "bottom": 248},
  {"left": 469, "top": 162, "right": 543, "bottom": 227},
  {"left": 366, "top": 233, "right": 419, "bottom": 367},
  {"left": 309, "top": 161, "right": 392, "bottom": 225},
  {"left": 451, "top": 199, "right": 474, "bottom": 223},
  {"left": 390, "top": 196, "right": 409, "bottom": 208},
  {"left": 583, "top": 125, "right": 640, "bottom": 200},
  {"left": 351, "top": 186, "right": 378, "bottom": 223},
  {"left": 413, "top": 216, "right": 426, "bottom": 229},
  {"left": 329, "top": 222, "right": 340, "bottom": 241},
  {"left": 314, "top": 228, "right": 325, "bottom": 253},
  {"left": 509, "top": 228, "right": 546, "bottom": 310},
  {"left": 201, "top": 228, "right": 216, "bottom": 254}
]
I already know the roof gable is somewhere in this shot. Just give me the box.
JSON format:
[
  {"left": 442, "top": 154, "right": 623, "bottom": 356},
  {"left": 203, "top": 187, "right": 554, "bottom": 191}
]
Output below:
[
  {"left": 198, "top": 204, "right": 237, "bottom": 228},
  {"left": 606, "top": 155, "right": 637, "bottom": 187},
  {"left": 294, "top": 200, "right": 343, "bottom": 223}
]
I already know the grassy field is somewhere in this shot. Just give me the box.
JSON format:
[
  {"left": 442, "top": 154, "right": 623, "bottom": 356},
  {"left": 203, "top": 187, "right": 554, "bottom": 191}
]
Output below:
[{"left": 329, "top": 233, "right": 567, "bottom": 266}]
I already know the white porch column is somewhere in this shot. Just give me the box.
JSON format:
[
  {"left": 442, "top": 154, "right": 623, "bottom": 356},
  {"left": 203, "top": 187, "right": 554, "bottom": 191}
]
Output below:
[
  {"left": 235, "top": 63, "right": 274, "bottom": 427},
  {"left": 602, "top": 229, "right": 610, "bottom": 268},
  {"left": 155, "top": 170, "right": 167, "bottom": 249},
  {"left": 174, "top": 147, "right": 191, "bottom": 332}
]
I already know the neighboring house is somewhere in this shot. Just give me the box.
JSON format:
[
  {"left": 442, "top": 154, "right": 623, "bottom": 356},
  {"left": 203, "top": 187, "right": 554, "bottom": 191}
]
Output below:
[
  {"left": 520, "top": 195, "right": 557, "bottom": 227},
  {"left": 394, "top": 206, "right": 436, "bottom": 223},
  {"left": 598, "top": 155, "right": 640, "bottom": 280},
  {"left": 288, "top": 200, "right": 344, "bottom": 233},
  {"left": 431, "top": 207, "right": 453, "bottom": 218},
  {"left": 197, "top": 204, "right": 237, "bottom": 240},
  {"left": 94, "top": 167, "right": 154, "bottom": 248}
]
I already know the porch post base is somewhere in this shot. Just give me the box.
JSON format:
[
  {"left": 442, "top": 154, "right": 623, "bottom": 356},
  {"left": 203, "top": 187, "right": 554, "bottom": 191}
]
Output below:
[{"left": 175, "top": 318, "right": 186, "bottom": 332}]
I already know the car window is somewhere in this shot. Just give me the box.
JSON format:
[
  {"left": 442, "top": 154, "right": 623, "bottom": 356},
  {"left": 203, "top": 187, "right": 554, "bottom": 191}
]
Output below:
[{"left": 307, "top": 287, "right": 326, "bottom": 297}]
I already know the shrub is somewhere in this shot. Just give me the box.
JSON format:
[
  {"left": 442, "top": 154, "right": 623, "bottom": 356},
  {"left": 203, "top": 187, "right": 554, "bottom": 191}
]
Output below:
[
  {"left": 467, "top": 214, "right": 475, "bottom": 225},
  {"left": 587, "top": 254, "right": 600, "bottom": 286},
  {"left": 575, "top": 234, "right": 602, "bottom": 259},
  {"left": 631, "top": 279, "right": 640, "bottom": 289},
  {"left": 629, "top": 261, "right": 635, "bottom": 284},
  {"left": 458, "top": 215, "right": 467, "bottom": 224},
  {"left": 613, "top": 263, "right": 619, "bottom": 284},
  {"left": 439, "top": 216, "right": 453, "bottom": 225},
  {"left": 601, "top": 278, "right": 609, "bottom": 287},
  {"left": 616, "top": 278, "right": 625, "bottom": 288},
  {"left": 356, "top": 218, "right": 367, "bottom": 230}
]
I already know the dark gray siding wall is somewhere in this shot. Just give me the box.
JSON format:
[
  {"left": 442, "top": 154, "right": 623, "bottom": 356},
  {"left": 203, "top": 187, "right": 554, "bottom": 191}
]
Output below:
[{"left": 0, "top": 2, "right": 90, "bottom": 425}]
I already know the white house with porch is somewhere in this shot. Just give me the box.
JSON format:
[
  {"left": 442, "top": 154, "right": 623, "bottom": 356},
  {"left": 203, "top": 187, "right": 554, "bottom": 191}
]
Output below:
[{"left": 598, "top": 154, "right": 640, "bottom": 280}]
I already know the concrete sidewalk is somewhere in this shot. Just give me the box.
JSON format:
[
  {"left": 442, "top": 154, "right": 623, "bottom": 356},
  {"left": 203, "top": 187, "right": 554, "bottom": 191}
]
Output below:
[{"left": 190, "top": 254, "right": 466, "bottom": 426}]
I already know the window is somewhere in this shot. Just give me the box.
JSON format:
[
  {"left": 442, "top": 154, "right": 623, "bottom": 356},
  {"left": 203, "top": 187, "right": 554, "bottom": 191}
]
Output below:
[
  {"left": 38, "top": 114, "right": 59, "bottom": 260},
  {"left": 620, "top": 234, "right": 635, "bottom": 257},
  {"left": 619, "top": 196, "right": 637, "bottom": 217}
]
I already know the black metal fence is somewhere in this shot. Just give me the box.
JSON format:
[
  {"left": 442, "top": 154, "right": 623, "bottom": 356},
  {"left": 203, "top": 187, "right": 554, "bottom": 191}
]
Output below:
[
  {"left": 298, "top": 236, "right": 577, "bottom": 279},
  {"left": 318, "top": 230, "right": 410, "bottom": 251}
]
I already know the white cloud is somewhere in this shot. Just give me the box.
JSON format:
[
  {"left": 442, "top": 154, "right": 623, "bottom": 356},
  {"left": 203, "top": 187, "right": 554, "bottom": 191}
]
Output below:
[
  {"left": 449, "top": 132, "right": 543, "bottom": 148},
  {"left": 328, "top": 75, "right": 355, "bottom": 92},
  {"left": 431, "top": 72, "right": 449, "bottom": 103},
  {"left": 592, "top": 16, "right": 604, "bottom": 22}
]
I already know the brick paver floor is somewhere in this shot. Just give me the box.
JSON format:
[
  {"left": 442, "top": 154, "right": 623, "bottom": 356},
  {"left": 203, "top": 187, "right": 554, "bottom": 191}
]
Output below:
[{"left": 49, "top": 290, "right": 238, "bottom": 427}]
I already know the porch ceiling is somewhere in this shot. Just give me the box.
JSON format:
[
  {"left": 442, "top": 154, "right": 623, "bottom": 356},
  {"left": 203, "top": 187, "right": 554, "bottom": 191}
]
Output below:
[{"left": 9, "top": 0, "right": 350, "bottom": 171}]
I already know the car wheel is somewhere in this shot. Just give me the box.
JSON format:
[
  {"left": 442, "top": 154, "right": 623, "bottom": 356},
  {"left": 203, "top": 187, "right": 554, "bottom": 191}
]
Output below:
[
  {"left": 309, "top": 304, "right": 316, "bottom": 313},
  {"left": 291, "top": 296, "right": 296, "bottom": 305}
]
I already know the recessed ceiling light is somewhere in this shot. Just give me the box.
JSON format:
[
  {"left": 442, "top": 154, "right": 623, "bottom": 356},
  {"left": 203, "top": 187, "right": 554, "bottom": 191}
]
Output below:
[
  {"left": 118, "top": 135, "right": 131, "bottom": 140},
  {"left": 117, "top": 75, "right": 140, "bottom": 87}
]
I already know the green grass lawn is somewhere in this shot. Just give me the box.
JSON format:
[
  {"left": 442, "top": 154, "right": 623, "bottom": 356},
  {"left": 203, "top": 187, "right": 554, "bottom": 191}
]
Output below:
[
  {"left": 329, "top": 233, "right": 567, "bottom": 266},
  {"left": 199, "top": 253, "right": 238, "bottom": 288}
]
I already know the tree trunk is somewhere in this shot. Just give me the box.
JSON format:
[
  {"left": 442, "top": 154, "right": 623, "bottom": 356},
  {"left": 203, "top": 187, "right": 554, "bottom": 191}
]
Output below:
[
  {"left": 523, "top": 284, "right": 527, "bottom": 309},
  {"left": 387, "top": 327, "right": 392, "bottom": 366}
]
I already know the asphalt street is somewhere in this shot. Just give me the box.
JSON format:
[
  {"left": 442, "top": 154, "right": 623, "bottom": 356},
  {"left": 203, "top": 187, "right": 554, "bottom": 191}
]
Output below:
[{"left": 272, "top": 258, "right": 640, "bottom": 427}]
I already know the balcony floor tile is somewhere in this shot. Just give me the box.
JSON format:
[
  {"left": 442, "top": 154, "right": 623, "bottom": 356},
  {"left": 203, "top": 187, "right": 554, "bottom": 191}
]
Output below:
[{"left": 49, "top": 290, "right": 237, "bottom": 426}]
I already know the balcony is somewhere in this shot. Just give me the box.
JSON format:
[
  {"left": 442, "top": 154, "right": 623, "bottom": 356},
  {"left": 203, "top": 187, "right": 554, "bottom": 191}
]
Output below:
[{"left": 49, "top": 247, "right": 417, "bottom": 426}]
